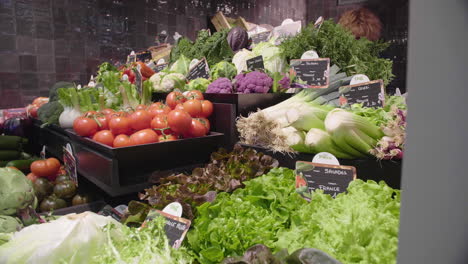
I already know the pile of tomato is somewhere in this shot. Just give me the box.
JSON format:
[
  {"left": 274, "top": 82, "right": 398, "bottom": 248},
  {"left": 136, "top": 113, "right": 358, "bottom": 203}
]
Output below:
[{"left": 72, "top": 90, "right": 213, "bottom": 148}]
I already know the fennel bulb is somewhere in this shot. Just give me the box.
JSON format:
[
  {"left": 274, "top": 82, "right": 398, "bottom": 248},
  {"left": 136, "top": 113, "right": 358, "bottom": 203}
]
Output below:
[{"left": 59, "top": 106, "right": 81, "bottom": 128}]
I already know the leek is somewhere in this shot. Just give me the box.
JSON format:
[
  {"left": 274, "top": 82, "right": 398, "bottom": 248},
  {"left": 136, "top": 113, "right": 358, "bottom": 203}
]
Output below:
[{"left": 304, "top": 128, "right": 354, "bottom": 159}]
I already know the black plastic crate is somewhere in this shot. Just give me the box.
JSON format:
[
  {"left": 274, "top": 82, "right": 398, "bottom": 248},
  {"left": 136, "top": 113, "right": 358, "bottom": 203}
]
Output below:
[
  {"left": 42, "top": 200, "right": 107, "bottom": 216},
  {"left": 66, "top": 130, "right": 225, "bottom": 197},
  {"left": 241, "top": 144, "right": 402, "bottom": 189},
  {"left": 32, "top": 120, "right": 70, "bottom": 160}
]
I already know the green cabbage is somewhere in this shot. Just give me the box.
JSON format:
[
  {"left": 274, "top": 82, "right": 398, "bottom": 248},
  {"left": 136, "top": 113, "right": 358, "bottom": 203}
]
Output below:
[
  {"left": 252, "top": 41, "right": 287, "bottom": 74},
  {"left": 0, "top": 168, "right": 36, "bottom": 216},
  {"left": 170, "top": 54, "right": 191, "bottom": 76},
  {"left": 0, "top": 215, "right": 22, "bottom": 234},
  {"left": 210, "top": 61, "right": 237, "bottom": 80},
  {"left": 185, "top": 78, "right": 211, "bottom": 92}
]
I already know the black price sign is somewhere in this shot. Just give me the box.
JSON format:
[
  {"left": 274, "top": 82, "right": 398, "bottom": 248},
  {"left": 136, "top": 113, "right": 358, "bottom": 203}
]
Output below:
[
  {"left": 144, "top": 210, "right": 191, "bottom": 249},
  {"left": 152, "top": 63, "right": 168, "bottom": 73},
  {"left": 251, "top": 31, "right": 271, "bottom": 44},
  {"left": 246, "top": 55, "right": 265, "bottom": 71},
  {"left": 187, "top": 58, "right": 210, "bottom": 81},
  {"left": 295, "top": 161, "right": 356, "bottom": 201},
  {"left": 136, "top": 51, "right": 152, "bottom": 62},
  {"left": 290, "top": 58, "right": 330, "bottom": 88},
  {"left": 98, "top": 205, "right": 124, "bottom": 222},
  {"left": 339, "top": 80, "right": 385, "bottom": 108}
]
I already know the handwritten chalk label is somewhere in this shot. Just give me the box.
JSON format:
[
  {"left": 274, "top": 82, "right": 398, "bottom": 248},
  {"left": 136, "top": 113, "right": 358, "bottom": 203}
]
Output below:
[
  {"left": 133, "top": 67, "right": 143, "bottom": 97},
  {"left": 339, "top": 80, "right": 385, "bottom": 108},
  {"left": 63, "top": 143, "right": 78, "bottom": 186},
  {"left": 246, "top": 55, "right": 265, "bottom": 71},
  {"left": 251, "top": 31, "right": 271, "bottom": 44},
  {"left": 290, "top": 58, "right": 330, "bottom": 88},
  {"left": 295, "top": 161, "right": 356, "bottom": 201},
  {"left": 187, "top": 58, "right": 210, "bottom": 81},
  {"left": 127, "top": 51, "right": 136, "bottom": 64},
  {"left": 150, "top": 62, "right": 168, "bottom": 73},
  {"left": 136, "top": 50, "right": 152, "bottom": 62},
  {"left": 143, "top": 210, "right": 191, "bottom": 249}
]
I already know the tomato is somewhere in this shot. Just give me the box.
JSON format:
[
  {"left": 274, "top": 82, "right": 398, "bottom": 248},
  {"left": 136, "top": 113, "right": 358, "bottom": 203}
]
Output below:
[
  {"left": 175, "top": 104, "right": 185, "bottom": 111},
  {"left": 188, "top": 119, "right": 208, "bottom": 137},
  {"left": 101, "top": 108, "right": 115, "bottom": 116},
  {"left": 46, "top": 158, "right": 60, "bottom": 172},
  {"left": 166, "top": 91, "right": 186, "bottom": 109},
  {"left": 136, "top": 104, "right": 148, "bottom": 111},
  {"left": 197, "top": 117, "right": 211, "bottom": 133},
  {"left": 149, "top": 102, "right": 163, "bottom": 109},
  {"left": 73, "top": 117, "right": 99, "bottom": 137},
  {"left": 33, "top": 97, "right": 49, "bottom": 106},
  {"left": 129, "top": 129, "right": 158, "bottom": 145},
  {"left": 26, "top": 173, "right": 39, "bottom": 183},
  {"left": 113, "top": 134, "right": 133, "bottom": 148},
  {"left": 183, "top": 99, "right": 203, "bottom": 117},
  {"left": 40, "top": 196, "right": 67, "bottom": 212},
  {"left": 33, "top": 178, "right": 53, "bottom": 201},
  {"left": 96, "top": 115, "right": 109, "bottom": 130},
  {"left": 72, "top": 193, "right": 92, "bottom": 206},
  {"left": 93, "top": 130, "right": 115, "bottom": 147},
  {"left": 200, "top": 100, "right": 214, "bottom": 118},
  {"left": 159, "top": 134, "right": 178, "bottom": 142},
  {"left": 167, "top": 110, "right": 192, "bottom": 134},
  {"left": 83, "top": 111, "right": 98, "bottom": 117},
  {"left": 185, "top": 90, "right": 204, "bottom": 100},
  {"left": 150, "top": 114, "right": 173, "bottom": 135},
  {"left": 149, "top": 104, "right": 171, "bottom": 117},
  {"left": 129, "top": 110, "right": 152, "bottom": 131},
  {"left": 109, "top": 116, "right": 131, "bottom": 135},
  {"left": 30, "top": 160, "right": 56, "bottom": 178},
  {"left": 54, "top": 180, "right": 77, "bottom": 199}
]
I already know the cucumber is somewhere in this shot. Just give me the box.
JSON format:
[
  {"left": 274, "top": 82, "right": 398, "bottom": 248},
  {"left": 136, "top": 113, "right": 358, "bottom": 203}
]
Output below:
[
  {"left": 0, "top": 150, "right": 21, "bottom": 161},
  {"left": 0, "top": 135, "right": 27, "bottom": 150},
  {"left": 0, "top": 161, "right": 9, "bottom": 167},
  {"left": 6, "top": 159, "right": 38, "bottom": 173},
  {"left": 20, "top": 152, "right": 33, "bottom": 159}
]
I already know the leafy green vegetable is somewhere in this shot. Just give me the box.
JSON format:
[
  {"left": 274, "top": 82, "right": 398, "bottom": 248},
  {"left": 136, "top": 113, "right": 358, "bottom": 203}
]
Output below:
[
  {"left": 0, "top": 215, "right": 22, "bottom": 234},
  {"left": 188, "top": 168, "right": 400, "bottom": 264},
  {"left": 92, "top": 216, "right": 193, "bottom": 264},
  {"left": 37, "top": 101, "right": 64, "bottom": 126},
  {"left": 48, "top": 82, "right": 74, "bottom": 102},
  {"left": 185, "top": 78, "right": 211, "bottom": 92},
  {"left": 280, "top": 20, "right": 394, "bottom": 85},
  {"left": 210, "top": 61, "right": 237, "bottom": 80},
  {"left": 170, "top": 55, "right": 191, "bottom": 76},
  {"left": 0, "top": 168, "right": 36, "bottom": 216},
  {"left": 252, "top": 41, "right": 287, "bottom": 74},
  {"left": 190, "top": 30, "right": 234, "bottom": 67},
  {"left": 139, "top": 145, "right": 279, "bottom": 220},
  {"left": 170, "top": 37, "right": 194, "bottom": 64}
]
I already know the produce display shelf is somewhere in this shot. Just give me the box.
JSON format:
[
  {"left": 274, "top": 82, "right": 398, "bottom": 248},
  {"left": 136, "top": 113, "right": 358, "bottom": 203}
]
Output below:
[
  {"left": 41, "top": 200, "right": 107, "bottom": 216},
  {"left": 31, "top": 119, "right": 70, "bottom": 160},
  {"left": 241, "top": 143, "right": 402, "bottom": 189},
  {"left": 66, "top": 130, "right": 225, "bottom": 197}
]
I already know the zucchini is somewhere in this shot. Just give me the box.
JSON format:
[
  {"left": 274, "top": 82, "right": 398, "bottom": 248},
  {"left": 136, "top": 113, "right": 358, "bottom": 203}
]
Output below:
[
  {"left": 6, "top": 159, "right": 38, "bottom": 173},
  {"left": 0, "top": 135, "right": 27, "bottom": 150},
  {"left": 0, "top": 150, "right": 21, "bottom": 161}
]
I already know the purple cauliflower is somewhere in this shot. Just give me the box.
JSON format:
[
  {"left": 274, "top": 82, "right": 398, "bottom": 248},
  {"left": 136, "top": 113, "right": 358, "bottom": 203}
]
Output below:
[
  {"left": 206, "top": 77, "right": 233, "bottom": 93},
  {"left": 278, "top": 75, "right": 291, "bottom": 90},
  {"left": 234, "top": 71, "right": 273, "bottom": 94}
]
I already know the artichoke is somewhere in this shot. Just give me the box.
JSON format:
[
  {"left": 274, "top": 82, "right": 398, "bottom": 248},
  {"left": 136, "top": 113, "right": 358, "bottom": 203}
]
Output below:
[
  {"left": 0, "top": 168, "right": 37, "bottom": 216},
  {"left": 0, "top": 215, "right": 22, "bottom": 233}
]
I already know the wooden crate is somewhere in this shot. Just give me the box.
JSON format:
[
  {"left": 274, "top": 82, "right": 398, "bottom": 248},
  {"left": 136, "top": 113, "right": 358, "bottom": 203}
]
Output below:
[{"left": 211, "top": 12, "right": 250, "bottom": 31}]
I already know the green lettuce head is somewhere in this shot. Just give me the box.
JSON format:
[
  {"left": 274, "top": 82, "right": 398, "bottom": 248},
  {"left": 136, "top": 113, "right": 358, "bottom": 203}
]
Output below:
[
  {"left": 185, "top": 78, "right": 211, "bottom": 92},
  {"left": 0, "top": 168, "right": 37, "bottom": 216},
  {"left": 170, "top": 54, "right": 191, "bottom": 76},
  {"left": 210, "top": 61, "right": 237, "bottom": 80}
]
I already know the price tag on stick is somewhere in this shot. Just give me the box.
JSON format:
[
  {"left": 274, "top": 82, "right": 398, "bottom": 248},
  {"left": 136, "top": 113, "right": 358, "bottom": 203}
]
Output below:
[
  {"left": 246, "top": 55, "right": 265, "bottom": 71},
  {"left": 143, "top": 210, "right": 191, "bottom": 249},
  {"left": 290, "top": 58, "right": 330, "bottom": 88},
  {"left": 187, "top": 58, "right": 210, "bottom": 81},
  {"left": 339, "top": 79, "right": 385, "bottom": 108},
  {"left": 251, "top": 31, "right": 271, "bottom": 44},
  {"left": 63, "top": 143, "right": 78, "bottom": 186},
  {"left": 151, "top": 63, "right": 168, "bottom": 73},
  {"left": 295, "top": 161, "right": 356, "bottom": 201}
]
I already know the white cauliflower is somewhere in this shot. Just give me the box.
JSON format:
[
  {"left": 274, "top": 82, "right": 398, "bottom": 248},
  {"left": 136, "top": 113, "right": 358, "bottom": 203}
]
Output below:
[{"left": 150, "top": 72, "right": 186, "bottom": 92}]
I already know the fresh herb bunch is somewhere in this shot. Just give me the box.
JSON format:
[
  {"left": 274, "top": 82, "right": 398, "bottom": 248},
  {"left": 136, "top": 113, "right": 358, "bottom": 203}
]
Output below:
[
  {"left": 170, "top": 37, "right": 194, "bottom": 63},
  {"left": 280, "top": 19, "right": 394, "bottom": 85},
  {"left": 139, "top": 145, "right": 279, "bottom": 219}
]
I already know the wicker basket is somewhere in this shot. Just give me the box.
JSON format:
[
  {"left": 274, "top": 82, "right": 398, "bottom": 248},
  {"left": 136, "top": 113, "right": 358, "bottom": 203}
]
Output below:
[{"left": 148, "top": 44, "right": 172, "bottom": 63}]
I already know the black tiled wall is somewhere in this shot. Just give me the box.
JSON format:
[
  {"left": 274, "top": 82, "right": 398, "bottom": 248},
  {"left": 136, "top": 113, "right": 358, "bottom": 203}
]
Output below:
[{"left": 0, "top": 0, "right": 307, "bottom": 108}]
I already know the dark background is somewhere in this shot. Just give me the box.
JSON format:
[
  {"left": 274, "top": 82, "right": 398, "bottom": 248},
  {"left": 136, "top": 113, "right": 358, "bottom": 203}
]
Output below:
[{"left": 0, "top": 0, "right": 407, "bottom": 108}]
